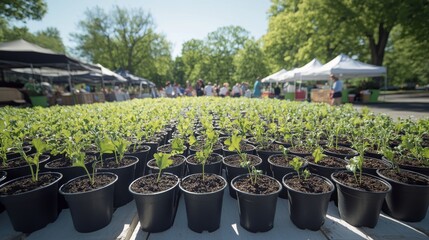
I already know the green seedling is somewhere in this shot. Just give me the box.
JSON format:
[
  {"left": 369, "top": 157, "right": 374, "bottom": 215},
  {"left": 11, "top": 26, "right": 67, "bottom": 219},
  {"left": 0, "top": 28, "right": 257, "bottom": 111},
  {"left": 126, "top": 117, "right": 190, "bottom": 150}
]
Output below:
[{"left": 154, "top": 152, "right": 173, "bottom": 182}]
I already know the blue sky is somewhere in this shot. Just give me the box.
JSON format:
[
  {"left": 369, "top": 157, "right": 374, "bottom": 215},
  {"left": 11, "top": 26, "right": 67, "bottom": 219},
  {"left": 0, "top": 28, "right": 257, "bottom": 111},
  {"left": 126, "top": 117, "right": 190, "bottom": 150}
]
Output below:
[{"left": 19, "top": 0, "right": 271, "bottom": 57}]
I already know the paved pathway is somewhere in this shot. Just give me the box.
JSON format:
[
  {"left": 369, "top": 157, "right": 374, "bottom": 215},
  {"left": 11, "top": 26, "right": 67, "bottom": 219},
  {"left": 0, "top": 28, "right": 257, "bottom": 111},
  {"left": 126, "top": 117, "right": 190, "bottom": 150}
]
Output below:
[{"left": 353, "top": 92, "right": 429, "bottom": 120}]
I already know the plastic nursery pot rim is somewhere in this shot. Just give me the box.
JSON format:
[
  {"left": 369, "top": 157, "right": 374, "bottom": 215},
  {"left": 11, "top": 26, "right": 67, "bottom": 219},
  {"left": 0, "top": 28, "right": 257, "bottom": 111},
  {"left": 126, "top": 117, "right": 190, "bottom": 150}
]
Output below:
[
  {"left": 0, "top": 171, "right": 6, "bottom": 182},
  {"left": 179, "top": 173, "right": 227, "bottom": 195},
  {"left": 157, "top": 144, "right": 187, "bottom": 153},
  {"left": 345, "top": 156, "right": 393, "bottom": 170},
  {"left": 331, "top": 170, "right": 392, "bottom": 194},
  {"left": 0, "top": 172, "right": 63, "bottom": 197},
  {"left": 2, "top": 154, "right": 50, "bottom": 170},
  {"left": 96, "top": 155, "right": 139, "bottom": 170},
  {"left": 146, "top": 155, "right": 186, "bottom": 170},
  {"left": 267, "top": 154, "right": 308, "bottom": 168},
  {"left": 45, "top": 156, "right": 95, "bottom": 170},
  {"left": 127, "top": 144, "right": 151, "bottom": 153},
  {"left": 59, "top": 172, "right": 118, "bottom": 196},
  {"left": 231, "top": 174, "right": 282, "bottom": 197},
  {"left": 129, "top": 172, "right": 179, "bottom": 196},
  {"left": 376, "top": 169, "right": 429, "bottom": 188},
  {"left": 307, "top": 157, "right": 348, "bottom": 170},
  {"left": 185, "top": 153, "right": 223, "bottom": 166},
  {"left": 222, "top": 154, "right": 262, "bottom": 168},
  {"left": 221, "top": 144, "right": 256, "bottom": 152},
  {"left": 282, "top": 172, "right": 335, "bottom": 196}
]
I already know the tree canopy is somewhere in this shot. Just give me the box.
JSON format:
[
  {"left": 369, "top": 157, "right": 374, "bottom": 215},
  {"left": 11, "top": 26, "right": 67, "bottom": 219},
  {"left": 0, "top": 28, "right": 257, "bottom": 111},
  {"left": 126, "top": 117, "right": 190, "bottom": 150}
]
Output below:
[{"left": 0, "top": 0, "right": 47, "bottom": 21}]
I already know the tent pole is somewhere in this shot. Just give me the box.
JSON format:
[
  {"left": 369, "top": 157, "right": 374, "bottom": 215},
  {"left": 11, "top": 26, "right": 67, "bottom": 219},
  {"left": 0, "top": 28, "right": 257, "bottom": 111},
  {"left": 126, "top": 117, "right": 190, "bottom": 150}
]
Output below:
[
  {"left": 67, "top": 63, "right": 73, "bottom": 92},
  {"left": 384, "top": 69, "right": 388, "bottom": 102}
]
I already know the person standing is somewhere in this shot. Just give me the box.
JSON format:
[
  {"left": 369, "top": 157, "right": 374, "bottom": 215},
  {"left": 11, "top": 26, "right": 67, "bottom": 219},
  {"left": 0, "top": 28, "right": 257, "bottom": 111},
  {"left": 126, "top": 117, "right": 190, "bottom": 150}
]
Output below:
[
  {"left": 232, "top": 83, "right": 242, "bottom": 97},
  {"left": 195, "top": 79, "right": 204, "bottom": 97},
  {"left": 165, "top": 81, "right": 175, "bottom": 98},
  {"left": 219, "top": 83, "right": 229, "bottom": 97},
  {"left": 330, "top": 74, "right": 343, "bottom": 106},
  {"left": 204, "top": 82, "right": 214, "bottom": 96},
  {"left": 253, "top": 78, "right": 262, "bottom": 98}
]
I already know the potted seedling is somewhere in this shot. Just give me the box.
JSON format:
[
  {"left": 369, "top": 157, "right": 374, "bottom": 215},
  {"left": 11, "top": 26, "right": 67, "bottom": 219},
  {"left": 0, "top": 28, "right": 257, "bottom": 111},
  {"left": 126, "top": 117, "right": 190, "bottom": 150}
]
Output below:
[
  {"left": 148, "top": 137, "right": 187, "bottom": 178},
  {"left": 253, "top": 123, "right": 283, "bottom": 174},
  {"left": 268, "top": 146, "right": 307, "bottom": 198},
  {"left": 376, "top": 147, "right": 429, "bottom": 222},
  {"left": 222, "top": 134, "right": 262, "bottom": 198},
  {"left": 0, "top": 138, "right": 62, "bottom": 233},
  {"left": 331, "top": 150, "right": 392, "bottom": 228},
  {"left": 129, "top": 152, "right": 180, "bottom": 232},
  {"left": 180, "top": 129, "right": 227, "bottom": 232},
  {"left": 283, "top": 157, "right": 334, "bottom": 230},
  {"left": 231, "top": 158, "right": 282, "bottom": 232},
  {"left": 59, "top": 150, "right": 118, "bottom": 233},
  {"left": 96, "top": 136, "right": 139, "bottom": 207}
]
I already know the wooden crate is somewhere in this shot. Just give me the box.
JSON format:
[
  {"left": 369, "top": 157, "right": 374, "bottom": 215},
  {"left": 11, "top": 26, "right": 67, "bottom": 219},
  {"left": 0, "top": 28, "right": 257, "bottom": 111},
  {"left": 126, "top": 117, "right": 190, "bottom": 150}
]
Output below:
[
  {"left": 311, "top": 89, "right": 331, "bottom": 103},
  {"left": 93, "top": 92, "right": 106, "bottom": 103}
]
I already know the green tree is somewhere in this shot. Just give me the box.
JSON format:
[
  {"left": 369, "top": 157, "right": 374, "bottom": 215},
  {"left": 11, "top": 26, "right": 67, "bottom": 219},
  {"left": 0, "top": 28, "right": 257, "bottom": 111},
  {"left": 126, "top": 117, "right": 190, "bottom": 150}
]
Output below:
[
  {"left": 72, "top": 6, "right": 173, "bottom": 85},
  {"left": 0, "top": 0, "right": 47, "bottom": 21},
  {"left": 180, "top": 39, "right": 209, "bottom": 83},
  {"left": 264, "top": 0, "right": 429, "bottom": 85},
  {"left": 206, "top": 26, "right": 250, "bottom": 83},
  {"left": 233, "top": 39, "right": 269, "bottom": 84}
]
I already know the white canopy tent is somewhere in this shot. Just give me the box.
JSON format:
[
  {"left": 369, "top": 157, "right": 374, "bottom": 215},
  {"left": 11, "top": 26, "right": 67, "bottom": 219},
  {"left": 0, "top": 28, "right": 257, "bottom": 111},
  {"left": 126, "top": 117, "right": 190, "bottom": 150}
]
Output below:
[
  {"left": 300, "top": 54, "right": 386, "bottom": 80},
  {"left": 280, "top": 58, "right": 323, "bottom": 82},
  {"left": 261, "top": 69, "right": 288, "bottom": 83}
]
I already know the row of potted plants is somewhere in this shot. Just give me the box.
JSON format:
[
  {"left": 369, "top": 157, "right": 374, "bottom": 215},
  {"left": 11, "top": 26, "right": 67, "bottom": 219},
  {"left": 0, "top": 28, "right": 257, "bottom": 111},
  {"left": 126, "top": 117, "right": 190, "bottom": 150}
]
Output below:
[{"left": 0, "top": 98, "right": 428, "bottom": 234}]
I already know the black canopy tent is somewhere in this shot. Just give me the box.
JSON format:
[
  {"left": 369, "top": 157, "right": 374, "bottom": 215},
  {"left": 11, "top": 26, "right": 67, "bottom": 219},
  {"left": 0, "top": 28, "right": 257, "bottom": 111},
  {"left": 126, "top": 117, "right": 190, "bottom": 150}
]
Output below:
[
  {"left": 0, "top": 39, "right": 101, "bottom": 89},
  {"left": 116, "top": 69, "right": 157, "bottom": 97}
]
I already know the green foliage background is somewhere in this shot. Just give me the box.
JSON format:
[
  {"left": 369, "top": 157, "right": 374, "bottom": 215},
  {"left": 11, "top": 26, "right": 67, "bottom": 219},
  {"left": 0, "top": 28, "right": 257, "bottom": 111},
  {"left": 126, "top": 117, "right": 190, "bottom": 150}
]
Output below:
[{"left": 1, "top": 0, "right": 428, "bottom": 88}]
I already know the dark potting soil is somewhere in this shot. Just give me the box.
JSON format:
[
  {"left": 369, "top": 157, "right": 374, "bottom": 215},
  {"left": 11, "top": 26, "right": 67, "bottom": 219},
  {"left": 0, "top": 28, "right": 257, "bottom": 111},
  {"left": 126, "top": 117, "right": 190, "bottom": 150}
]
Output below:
[
  {"left": 285, "top": 175, "right": 332, "bottom": 193},
  {"left": 362, "top": 157, "right": 391, "bottom": 169},
  {"left": 127, "top": 144, "right": 150, "bottom": 153},
  {"left": 0, "top": 173, "right": 60, "bottom": 195},
  {"left": 187, "top": 154, "right": 222, "bottom": 165},
  {"left": 181, "top": 174, "right": 225, "bottom": 193},
  {"left": 0, "top": 154, "right": 49, "bottom": 169},
  {"left": 379, "top": 169, "right": 429, "bottom": 186},
  {"left": 233, "top": 175, "right": 279, "bottom": 194},
  {"left": 46, "top": 155, "right": 96, "bottom": 168},
  {"left": 148, "top": 155, "right": 184, "bottom": 168},
  {"left": 61, "top": 174, "right": 116, "bottom": 193},
  {"left": 325, "top": 146, "right": 356, "bottom": 155},
  {"left": 190, "top": 141, "right": 222, "bottom": 152},
  {"left": 130, "top": 174, "right": 177, "bottom": 194},
  {"left": 397, "top": 156, "right": 429, "bottom": 168},
  {"left": 96, "top": 156, "right": 137, "bottom": 168},
  {"left": 158, "top": 144, "right": 186, "bottom": 154},
  {"left": 269, "top": 155, "right": 296, "bottom": 167},
  {"left": 334, "top": 172, "right": 389, "bottom": 192},
  {"left": 289, "top": 146, "right": 313, "bottom": 154},
  {"left": 224, "top": 154, "right": 260, "bottom": 167},
  {"left": 257, "top": 143, "right": 283, "bottom": 152},
  {"left": 305, "top": 155, "right": 347, "bottom": 168}
]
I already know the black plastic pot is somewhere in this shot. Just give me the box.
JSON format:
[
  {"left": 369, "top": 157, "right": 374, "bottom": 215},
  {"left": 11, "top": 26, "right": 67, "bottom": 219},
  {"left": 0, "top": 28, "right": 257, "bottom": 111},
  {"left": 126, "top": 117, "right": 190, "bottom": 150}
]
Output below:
[
  {"left": 147, "top": 155, "right": 186, "bottom": 178},
  {"left": 186, "top": 153, "right": 223, "bottom": 175},
  {"left": 377, "top": 169, "right": 429, "bottom": 222},
  {"left": 268, "top": 154, "right": 307, "bottom": 199},
  {"left": 127, "top": 144, "right": 150, "bottom": 178},
  {"left": 189, "top": 143, "right": 223, "bottom": 156},
  {"left": 129, "top": 173, "right": 180, "bottom": 233},
  {"left": 323, "top": 146, "right": 358, "bottom": 159},
  {"left": 223, "top": 154, "right": 262, "bottom": 199},
  {"left": 44, "top": 156, "right": 95, "bottom": 209},
  {"left": 0, "top": 171, "right": 5, "bottom": 213},
  {"left": 179, "top": 173, "right": 227, "bottom": 233},
  {"left": 157, "top": 144, "right": 187, "bottom": 157},
  {"left": 59, "top": 172, "right": 118, "bottom": 233},
  {"left": 256, "top": 146, "right": 282, "bottom": 175},
  {"left": 331, "top": 171, "right": 391, "bottom": 228},
  {"left": 222, "top": 144, "right": 256, "bottom": 157},
  {"left": 96, "top": 156, "right": 139, "bottom": 208},
  {"left": 231, "top": 174, "right": 282, "bottom": 232},
  {"left": 307, "top": 156, "right": 347, "bottom": 202},
  {"left": 2, "top": 154, "right": 50, "bottom": 180},
  {"left": 0, "top": 172, "right": 63, "bottom": 233},
  {"left": 360, "top": 157, "right": 393, "bottom": 176},
  {"left": 282, "top": 173, "right": 334, "bottom": 230},
  {"left": 141, "top": 141, "right": 159, "bottom": 175},
  {"left": 397, "top": 163, "right": 429, "bottom": 176},
  {"left": 6, "top": 145, "right": 32, "bottom": 160}
]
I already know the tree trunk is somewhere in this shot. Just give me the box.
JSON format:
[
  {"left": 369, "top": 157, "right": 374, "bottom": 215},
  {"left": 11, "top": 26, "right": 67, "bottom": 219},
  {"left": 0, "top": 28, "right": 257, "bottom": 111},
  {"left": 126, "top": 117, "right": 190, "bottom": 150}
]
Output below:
[{"left": 367, "top": 23, "right": 390, "bottom": 88}]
